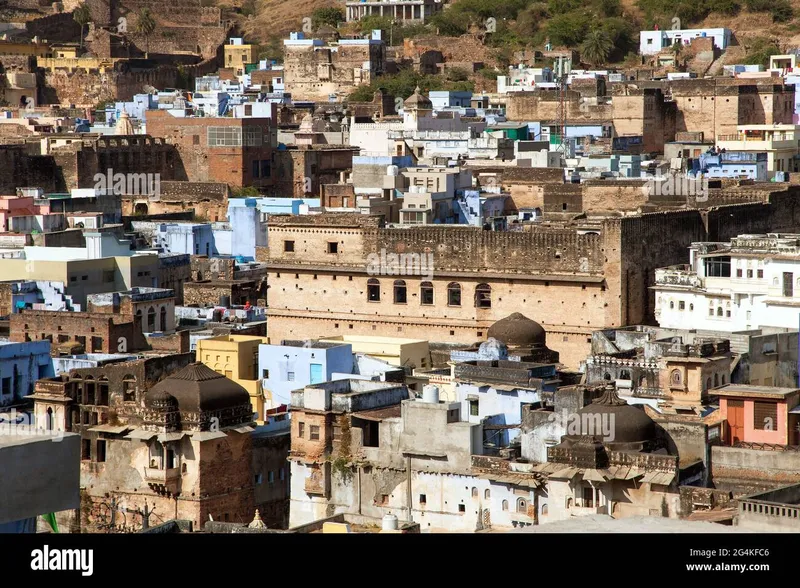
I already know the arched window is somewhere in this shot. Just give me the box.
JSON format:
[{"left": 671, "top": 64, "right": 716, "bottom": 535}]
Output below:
[
  {"left": 367, "top": 278, "right": 380, "bottom": 302},
  {"left": 541, "top": 504, "right": 548, "bottom": 516},
  {"left": 475, "top": 283, "right": 492, "bottom": 309},
  {"left": 447, "top": 282, "right": 462, "bottom": 306},
  {"left": 721, "top": 374, "right": 726, "bottom": 384},
  {"left": 147, "top": 306, "right": 156, "bottom": 331},
  {"left": 669, "top": 301, "right": 674, "bottom": 309},
  {"left": 603, "top": 372, "right": 611, "bottom": 381},
  {"left": 706, "top": 377, "right": 711, "bottom": 391},
  {"left": 98, "top": 377, "right": 109, "bottom": 406},
  {"left": 517, "top": 498, "right": 527, "bottom": 513},
  {"left": 671, "top": 369, "right": 682, "bottom": 386},
  {"left": 420, "top": 281, "right": 434, "bottom": 305},
  {"left": 690, "top": 303, "right": 694, "bottom": 311},
  {"left": 620, "top": 370, "right": 631, "bottom": 380},
  {"left": 197, "top": 271, "right": 203, "bottom": 281},
  {"left": 714, "top": 374, "right": 719, "bottom": 387},
  {"left": 501, "top": 500, "right": 508, "bottom": 511},
  {"left": 394, "top": 280, "right": 407, "bottom": 304},
  {"left": 122, "top": 375, "right": 137, "bottom": 402},
  {"left": 717, "top": 307, "right": 723, "bottom": 316},
  {"left": 135, "top": 309, "right": 142, "bottom": 332},
  {"left": 160, "top": 306, "right": 167, "bottom": 331},
  {"left": 484, "top": 488, "right": 491, "bottom": 499},
  {"left": 149, "top": 440, "right": 164, "bottom": 469},
  {"left": 471, "top": 487, "right": 478, "bottom": 498},
  {"left": 84, "top": 375, "right": 95, "bottom": 405},
  {"left": 46, "top": 407, "right": 53, "bottom": 431}
]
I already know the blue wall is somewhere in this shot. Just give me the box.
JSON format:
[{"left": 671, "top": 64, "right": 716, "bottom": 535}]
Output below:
[{"left": 258, "top": 343, "right": 354, "bottom": 406}]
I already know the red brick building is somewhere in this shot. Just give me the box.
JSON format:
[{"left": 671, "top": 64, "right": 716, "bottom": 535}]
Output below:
[{"left": 146, "top": 109, "right": 277, "bottom": 190}]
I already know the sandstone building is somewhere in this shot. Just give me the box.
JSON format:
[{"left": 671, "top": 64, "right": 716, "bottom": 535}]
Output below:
[
  {"left": 29, "top": 360, "right": 286, "bottom": 531},
  {"left": 283, "top": 33, "right": 386, "bottom": 101},
  {"left": 262, "top": 189, "right": 800, "bottom": 368}
]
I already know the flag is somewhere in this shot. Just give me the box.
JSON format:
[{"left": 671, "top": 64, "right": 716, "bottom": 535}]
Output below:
[{"left": 41, "top": 513, "right": 58, "bottom": 533}]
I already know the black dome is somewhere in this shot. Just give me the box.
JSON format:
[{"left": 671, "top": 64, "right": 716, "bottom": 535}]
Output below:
[
  {"left": 147, "top": 362, "right": 251, "bottom": 414},
  {"left": 487, "top": 313, "right": 546, "bottom": 347},
  {"left": 577, "top": 385, "right": 656, "bottom": 444}
]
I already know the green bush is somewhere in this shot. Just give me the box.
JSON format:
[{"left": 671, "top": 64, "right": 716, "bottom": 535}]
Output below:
[
  {"left": 743, "top": 0, "right": 772, "bottom": 11},
  {"left": 743, "top": 36, "right": 781, "bottom": 66},
  {"left": 708, "top": 0, "right": 741, "bottom": 16},
  {"left": 547, "top": 12, "right": 591, "bottom": 47},
  {"left": 311, "top": 7, "right": 345, "bottom": 30},
  {"left": 770, "top": 0, "right": 793, "bottom": 22}
]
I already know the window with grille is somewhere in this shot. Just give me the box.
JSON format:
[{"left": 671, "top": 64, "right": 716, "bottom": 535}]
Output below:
[
  {"left": 243, "top": 126, "right": 262, "bottom": 146},
  {"left": 208, "top": 126, "right": 242, "bottom": 147},
  {"left": 753, "top": 401, "right": 778, "bottom": 430}
]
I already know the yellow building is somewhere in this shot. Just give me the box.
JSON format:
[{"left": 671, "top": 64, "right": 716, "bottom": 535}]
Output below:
[
  {"left": 318, "top": 335, "right": 431, "bottom": 370},
  {"left": 0, "top": 39, "right": 52, "bottom": 57},
  {"left": 224, "top": 37, "right": 258, "bottom": 76},
  {"left": 196, "top": 334, "right": 270, "bottom": 420}
]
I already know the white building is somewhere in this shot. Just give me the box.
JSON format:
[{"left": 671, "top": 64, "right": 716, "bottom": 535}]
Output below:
[
  {"left": 639, "top": 28, "right": 731, "bottom": 56},
  {"left": 497, "top": 67, "right": 553, "bottom": 93},
  {"left": 653, "top": 234, "right": 800, "bottom": 332}
]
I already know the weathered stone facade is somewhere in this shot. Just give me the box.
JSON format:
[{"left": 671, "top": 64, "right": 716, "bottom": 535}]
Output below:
[
  {"left": 264, "top": 190, "right": 800, "bottom": 368},
  {"left": 283, "top": 41, "right": 386, "bottom": 101},
  {"left": 146, "top": 110, "right": 277, "bottom": 191}
]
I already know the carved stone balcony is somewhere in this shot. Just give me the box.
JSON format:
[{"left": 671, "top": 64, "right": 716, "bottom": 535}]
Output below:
[{"left": 144, "top": 467, "right": 181, "bottom": 496}]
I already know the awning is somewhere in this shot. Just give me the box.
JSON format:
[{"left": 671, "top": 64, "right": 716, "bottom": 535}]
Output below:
[
  {"left": 125, "top": 429, "right": 158, "bottom": 441},
  {"left": 789, "top": 405, "right": 800, "bottom": 414},
  {"left": 549, "top": 467, "right": 580, "bottom": 479},
  {"left": 189, "top": 431, "right": 227, "bottom": 441},
  {"left": 232, "top": 425, "right": 255, "bottom": 434},
  {"left": 475, "top": 473, "right": 541, "bottom": 488},
  {"left": 582, "top": 468, "right": 608, "bottom": 483},
  {"left": 640, "top": 471, "right": 676, "bottom": 486},
  {"left": 157, "top": 432, "right": 187, "bottom": 443},
  {"left": 87, "top": 424, "right": 131, "bottom": 435}
]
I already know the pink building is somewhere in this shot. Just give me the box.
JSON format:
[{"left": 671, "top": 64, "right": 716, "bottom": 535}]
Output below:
[
  {"left": 0, "top": 196, "right": 51, "bottom": 232},
  {"left": 716, "top": 384, "right": 800, "bottom": 447}
]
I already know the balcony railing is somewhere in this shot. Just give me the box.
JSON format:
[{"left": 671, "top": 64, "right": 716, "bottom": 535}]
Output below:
[
  {"left": 144, "top": 467, "right": 181, "bottom": 484},
  {"left": 632, "top": 387, "right": 667, "bottom": 398}
]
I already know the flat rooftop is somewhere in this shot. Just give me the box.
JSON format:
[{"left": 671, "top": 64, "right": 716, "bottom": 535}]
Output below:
[
  {"left": 502, "top": 514, "right": 750, "bottom": 533},
  {"left": 711, "top": 384, "right": 800, "bottom": 399}
]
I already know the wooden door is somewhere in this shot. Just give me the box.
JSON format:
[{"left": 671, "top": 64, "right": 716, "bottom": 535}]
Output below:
[{"left": 728, "top": 400, "right": 745, "bottom": 445}]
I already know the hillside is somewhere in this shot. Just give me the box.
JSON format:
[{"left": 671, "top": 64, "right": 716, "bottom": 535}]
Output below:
[
  {"left": 228, "top": 0, "right": 800, "bottom": 62},
  {"left": 224, "top": 0, "right": 341, "bottom": 40}
]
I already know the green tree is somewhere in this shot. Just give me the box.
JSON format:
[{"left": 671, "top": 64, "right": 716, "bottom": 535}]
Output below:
[
  {"left": 580, "top": 28, "right": 613, "bottom": 65},
  {"left": 743, "top": 37, "right": 781, "bottom": 67},
  {"left": 357, "top": 14, "right": 394, "bottom": 40},
  {"left": 73, "top": 4, "right": 92, "bottom": 50},
  {"left": 134, "top": 8, "right": 157, "bottom": 57},
  {"left": 547, "top": 12, "right": 590, "bottom": 47},
  {"left": 312, "top": 7, "right": 345, "bottom": 29},
  {"left": 671, "top": 40, "right": 683, "bottom": 66}
]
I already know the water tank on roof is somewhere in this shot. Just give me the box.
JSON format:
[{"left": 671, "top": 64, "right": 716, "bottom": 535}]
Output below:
[
  {"left": 382, "top": 514, "right": 398, "bottom": 531},
  {"left": 387, "top": 165, "right": 399, "bottom": 176},
  {"left": 701, "top": 32, "right": 707, "bottom": 37},
  {"left": 422, "top": 384, "right": 440, "bottom": 404}
]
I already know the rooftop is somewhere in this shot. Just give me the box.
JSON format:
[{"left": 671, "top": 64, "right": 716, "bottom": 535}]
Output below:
[
  {"left": 503, "top": 514, "right": 748, "bottom": 533},
  {"left": 711, "top": 384, "right": 800, "bottom": 399}
]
